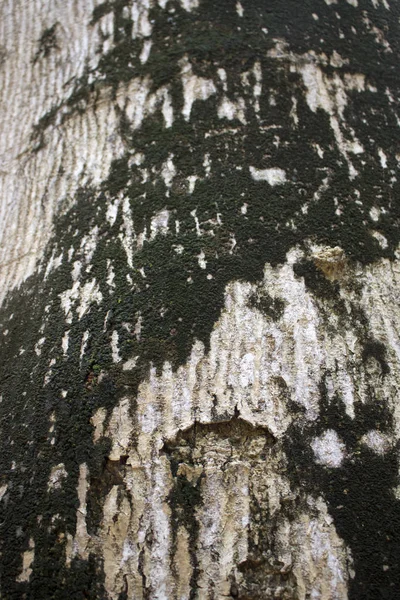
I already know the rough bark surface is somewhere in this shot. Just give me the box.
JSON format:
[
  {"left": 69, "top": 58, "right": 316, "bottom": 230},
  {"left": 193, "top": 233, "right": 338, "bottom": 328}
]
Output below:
[{"left": 0, "top": 1, "right": 400, "bottom": 599}]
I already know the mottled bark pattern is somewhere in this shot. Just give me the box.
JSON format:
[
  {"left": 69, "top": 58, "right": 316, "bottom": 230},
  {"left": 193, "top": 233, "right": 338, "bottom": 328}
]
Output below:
[{"left": 0, "top": 1, "right": 400, "bottom": 599}]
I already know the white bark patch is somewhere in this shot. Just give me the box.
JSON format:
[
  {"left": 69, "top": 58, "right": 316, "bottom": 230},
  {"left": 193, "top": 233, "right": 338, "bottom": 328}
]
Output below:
[
  {"left": 203, "top": 153, "right": 211, "bottom": 176},
  {"left": 290, "top": 96, "right": 299, "bottom": 126},
  {"left": 111, "top": 330, "right": 122, "bottom": 363},
  {"left": 44, "top": 358, "right": 56, "bottom": 388},
  {"left": 34, "top": 337, "right": 46, "bottom": 356},
  {"left": 91, "top": 407, "right": 107, "bottom": 443},
  {"left": 150, "top": 209, "right": 170, "bottom": 239},
  {"left": 117, "top": 77, "right": 173, "bottom": 130},
  {"left": 123, "top": 356, "right": 139, "bottom": 371},
  {"left": 371, "top": 0, "right": 390, "bottom": 8},
  {"left": 62, "top": 330, "right": 69, "bottom": 356},
  {"left": 131, "top": 0, "right": 153, "bottom": 38},
  {"left": 119, "top": 195, "right": 135, "bottom": 269},
  {"left": 180, "top": 55, "right": 217, "bottom": 120},
  {"left": 134, "top": 315, "right": 142, "bottom": 340},
  {"left": 218, "top": 68, "right": 228, "bottom": 91},
  {"left": 147, "top": 463, "right": 172, "bottom": 598},
  {"left": 0, "top": 1, "right": 128, "bottom": 304},
  {"left": 48, "top": 463, "right": 68, "bottom": 491},
  {"left": 292, "top": 498, "right": 351, "bottom": 599},
  {"left": 361, "top": 430, "right": 392, "bottom": 455},
  {"left": 187, "top": 175, "right": 198, "bottom": 194},
  {"left": 239, "top": 352, "right": 255, "bottom": 387},
  {"left": 359, "top": 254, "right": 400, "bottom": 444},
  {"left": 218, "top": 97, "right": 247, "bottom": 124},
  {"left": 80, "top": 330, "right": 90, "bottom": 362},
  {"left": 162, "top": 90, "right": 174, "bottom": 128},
  {"left": 140, "top": 40, "right": 152, "bottom": 64},
  {"left": 106, "top": 260, "right": 116, "bottom": 292},
  {"left": 118, "top": 77, "right": 151, "bottom": 129},
  {"left": 371, "top": 231, "right": 388, "bottom": 249},
  {"left": 330, "top": 51, "right": 349, "bottom": 68},
  {"left": 250, "top": 166, "right": 287, "bottom": 186},
  {"left": 106, "top": 398, "right": 134, "bottom": 460},
  {"left": 16, "top": 538, "right": 35, "bottom": 583},
  {"left": 198, "top": 250, "right": 207, "bottom": 269},
  {"left": 106, "top": 197, "right": 121, "bottom": 227},
  {"left": 68, "top": 463, "right": 90, "bottom": 562},
  {"left": 180, "top": 0, "right": 199, "bottom": 11},
  {"left": 370, "top": 206, "right": 381, "bottom": 222},
  {"left": 0, "top": 483, "right": 8, "bottom": 501},
  {"left": 378, "top": 148, "right": 388, "bottom": 168},
  {"left": 312, "top": 430, "right": 346, "bottom": 468},
  {"left": 236, "top": 1, "right": 244, "bottom": 16},
  {"left": 71, "top": 261, "right": 82, "bottom": 282},
  {"left": 191, "top": 209, "right": 201, "bottom": 235},
  {"left": 80, "top": 226, "right": 99, "bottom": 266},
  {"left": 44, "top": 250, "right": 63, "bottom": 280},
  {"left": 77, "top": 280, "right": 102, "bottom": 320},
  {"left": 97, "top": 12, "right": 114, "bottom": 53},
  {"left": 101, "top": 486, "right": 134, "bottom": 594},
  {"left": 60, "top": 278, "right": 102, "bottom": 323},
  {"left": 363, "top": 15, "right": 392, "bottom": 52},
  {"left": 161, "top": 155, "right": 176, "bottom": 188},
  {"left": 252, "top": 61, "right": 263, "bottom": 114},
  {"left": 48, "top": 413, "right": 56, "bottom": 445}
]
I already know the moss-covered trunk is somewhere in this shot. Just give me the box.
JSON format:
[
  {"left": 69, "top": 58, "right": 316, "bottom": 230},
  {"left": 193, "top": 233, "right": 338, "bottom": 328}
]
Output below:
[{"left": 1, "top": 1, "right": 400, "bottom": 598}]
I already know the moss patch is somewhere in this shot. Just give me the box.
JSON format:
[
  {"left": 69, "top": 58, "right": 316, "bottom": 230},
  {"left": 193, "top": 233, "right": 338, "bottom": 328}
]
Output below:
[{"left": 1, "top": 0, "right": 400, "bottom": 596}]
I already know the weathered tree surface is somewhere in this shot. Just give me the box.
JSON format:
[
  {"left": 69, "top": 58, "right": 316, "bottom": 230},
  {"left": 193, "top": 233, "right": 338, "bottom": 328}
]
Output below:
[{"left": 1, "top": 0, "right": 400, "bottom": 598}]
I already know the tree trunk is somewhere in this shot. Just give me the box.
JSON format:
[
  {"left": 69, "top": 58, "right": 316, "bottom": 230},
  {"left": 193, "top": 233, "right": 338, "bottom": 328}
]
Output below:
[{"left": 0, "top": 1, "right": 399, "bottom": 598}]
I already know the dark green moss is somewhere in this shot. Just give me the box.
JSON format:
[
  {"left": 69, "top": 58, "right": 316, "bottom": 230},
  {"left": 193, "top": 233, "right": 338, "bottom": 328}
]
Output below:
[
  {"left": 284, "top": 378, "right": 400, "bottom": 600},
  {"left": 293, "top": 259, "right": 341, "bottom": 302},
  {"left": 248, "top": 289, "right": 286, "bottom": 320},
  {"left": 362, "top": 340, "right": 391, "bottom": 376},
  {"left": 34, "top": 24, "right": 59, "bottom": 63},
  {"left": 90, "top": 2, "right": 115, "bottom": 26}
]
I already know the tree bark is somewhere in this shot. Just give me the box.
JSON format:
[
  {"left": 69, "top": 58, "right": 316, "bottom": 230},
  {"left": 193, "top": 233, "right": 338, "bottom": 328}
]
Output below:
[{"left": 0, "top": 1, "right": 400, "bottom": 598}]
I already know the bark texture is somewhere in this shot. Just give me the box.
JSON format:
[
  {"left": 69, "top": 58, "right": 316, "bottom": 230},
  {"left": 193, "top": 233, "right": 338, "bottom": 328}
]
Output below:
[{"left": 0, "top": 1, "right": 400, "bottom": 599}]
